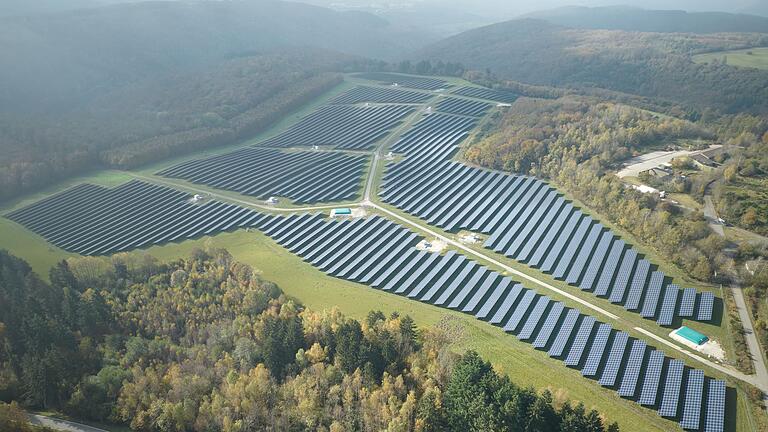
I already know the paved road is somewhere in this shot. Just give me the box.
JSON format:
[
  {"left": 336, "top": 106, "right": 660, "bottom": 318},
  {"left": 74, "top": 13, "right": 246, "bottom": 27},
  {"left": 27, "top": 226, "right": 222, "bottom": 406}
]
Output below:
[
  {"left": 28, "top": 413, "right": 108, "bottom": 432},
  {"left": 704, "top": 191, "right": 768, "bottom": 407},
  {"left": 703, "top": 196, "right": 725, "bottom": 237}
]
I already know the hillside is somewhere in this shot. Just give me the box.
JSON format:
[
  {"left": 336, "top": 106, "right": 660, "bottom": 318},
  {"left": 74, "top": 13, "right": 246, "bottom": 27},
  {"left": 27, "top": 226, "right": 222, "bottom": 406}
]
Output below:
[
  {"left": 414, "top": 19, "right": 768, "bottom": 114},
  {"left": 0, "top": 0, "right": 428, "bottom": 111},
  {"left": 0, "top": 0, "right": 436, "bottom": 202},
  {"left": 524, "top": 5, "right": 768, "bottom": 33}
]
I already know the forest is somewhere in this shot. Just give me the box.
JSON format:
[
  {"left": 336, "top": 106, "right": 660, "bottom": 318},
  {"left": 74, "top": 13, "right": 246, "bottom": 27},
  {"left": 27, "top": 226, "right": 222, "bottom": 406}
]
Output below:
[
  {"left": 464, "top": 97, "right": 729, "bottom": 282},
  {"left": 416, "top": 19, "right": 768, "bottom": 115},
  {"left": 0, "top": 248, "right": 618, "bottom": 432}
]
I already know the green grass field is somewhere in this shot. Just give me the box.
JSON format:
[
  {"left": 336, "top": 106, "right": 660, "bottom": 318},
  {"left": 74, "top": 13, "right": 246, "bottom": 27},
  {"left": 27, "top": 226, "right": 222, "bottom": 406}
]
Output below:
[{"left": 693, "top": 47, "right": 768, "bottom": 70}]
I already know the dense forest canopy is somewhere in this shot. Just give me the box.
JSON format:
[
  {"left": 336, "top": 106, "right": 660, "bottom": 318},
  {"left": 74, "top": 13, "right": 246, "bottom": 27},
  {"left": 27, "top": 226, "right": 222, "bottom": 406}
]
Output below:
[
  {"left": 524, "top": 5, "right": 768, "bottom": 33},
  {"left": 0, "top": 248, "right": 618, "bottom": 432},
  {"left": 414, "top": 19, "right": 768, "bottom": 114}
]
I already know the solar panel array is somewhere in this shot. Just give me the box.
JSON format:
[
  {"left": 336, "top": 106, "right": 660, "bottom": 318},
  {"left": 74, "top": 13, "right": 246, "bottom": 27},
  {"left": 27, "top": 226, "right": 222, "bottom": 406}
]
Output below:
[
  {"left": 257, "top": 105, "right": 414, "bottom": 150},
  {"left": 258, "top": 213, "right": 728, "bottom": 431},
  {"left": 354, "top": 72, "right": 450, "bottom": 90},
  {"left": 451, "top": 86, "right": 519, "bottom": 104},
  {"left": 705, "top": 380, "right": 726, "bottom": 432},
  {"left": 331, "top": 85, "right": 431, "bottom": 104},
  {"left": 6, "top": 180, "right": 268, "bottom": 255},
  {"left": 158, "top": 148, "right": 367, "bottom": 204},
  {"left": 435, "top": 96, "right": 492, "bottom": 117},
  {"left": 380, "top": 106, "right": 715, "bottom": 326}
]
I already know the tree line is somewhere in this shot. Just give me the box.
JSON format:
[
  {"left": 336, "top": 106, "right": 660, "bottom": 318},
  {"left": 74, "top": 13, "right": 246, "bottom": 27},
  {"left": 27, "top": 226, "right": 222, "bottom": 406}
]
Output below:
[{"left": 0, "top": 248, "right": 618, "bottom": 431}]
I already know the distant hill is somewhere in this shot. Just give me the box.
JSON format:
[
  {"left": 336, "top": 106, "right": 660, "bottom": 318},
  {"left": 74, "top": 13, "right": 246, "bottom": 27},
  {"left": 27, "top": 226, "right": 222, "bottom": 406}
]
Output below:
[
  {"left": 0, "top": 0, "right": 438, "bottom": 201},
  {"left": 0, "top": 0, "right": 432, "bottom": 111},
  {"left": 524, "top": 6, "right": 768, "bottom": 33},
  {"left": 414, "top": 18, "right": 768, "bottom": 114}
]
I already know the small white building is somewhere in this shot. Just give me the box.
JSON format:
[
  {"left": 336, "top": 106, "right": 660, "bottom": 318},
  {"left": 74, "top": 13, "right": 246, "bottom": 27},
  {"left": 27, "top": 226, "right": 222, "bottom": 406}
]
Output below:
[
  {"left": 330, "top": 208, "right": 353, "bottom": 218},
  {"left": 190, "top": 194, "right": 205, "bottom": 203},
  {"left": 266, "top": 196, "right": 279, "bottom": 205}
]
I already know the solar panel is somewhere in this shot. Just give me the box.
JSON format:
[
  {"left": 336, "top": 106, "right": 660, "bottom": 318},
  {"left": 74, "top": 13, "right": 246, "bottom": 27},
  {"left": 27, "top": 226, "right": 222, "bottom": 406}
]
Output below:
[
  {"left": 548, "top": 309, "right": 580, "bottom": 357},
  {"left": 697, "top": 292, "right": 714, "bottom": 321},
  {"left": 680, "top": 369, "right": 704, "bottom": 430},
  {"left": 514, "top": 198, "right": 566, "bottom": 261},
  {"left": 462, "top": 274, "right": 502, "bottom": 313},
  {"left": 598, "top": 332, "right": 629, "bottom": 387},
  {"left": 625, "top": 259, "right": 650, "bottom": 310},
  {"left": 679, "top": 288, "right": 696, "bottom": 317},
  {"left": 564, "top": 316, "right": 596, "bottom": 366},
  {"left": 551, "top": 217, "right": 592, "bottom": 278},
  {"left": 517, "top": 296, "right": 551, "bottom": 340},
  {"left": 704, "top": 380, "right": 726, "bottom": 432},
  {"left": 525, "top": 204, "right": 574, "bottom": 266},
  {"left": 537, "top": 211, "right": 582, "bottom": 271},
  {"left": 658, "top": 360, "right": 684, "bottom": 417},
  {"left": 488, "top": 284, "right": 526, "bottom": 324},
  {"left": 475, "top": 278, "right": 515, "bottom": 319},
  {"left": 406, "top": 252, "right": 458, "bottom": 297},
  {"left": 434, "top": 262, "right": 478, "bottom": 306},
  {"left": 639, "top": 350, "right": 665, "bottom": 405},
  {"left": 416, "top": 255, "right": 467, "bottom": 301},
  {"left": 618, "top": 340, "right": 647, "bottom": 397},
  {"left": 594, "top": 239, "right": 625, "bottom": 296},
  {"left": 560, "top": 220, "right": 599, "bottom": 281},
  {"left": 448, "top": 267, "right": 489, "bottom": 309},
  {"left": 581, "top": 323, "right": 612, "bottom": 376},
  {"left": 532, "top": 302, "right": 565, "bottom": 348},
  {"left": 574, "top": 229, "right": 612, "bottom": 288},
  {"left": 609, "top": 249, "right": 637, "bottom": 303},
  {"left": 657, "top": 285, "right": 680, "bottom": 326},
  {"left": 502, "top": 289, "right": 537, "bottom": 331},
  {"left": 640, "top": 271, "right": 665, "bottom": 318}
]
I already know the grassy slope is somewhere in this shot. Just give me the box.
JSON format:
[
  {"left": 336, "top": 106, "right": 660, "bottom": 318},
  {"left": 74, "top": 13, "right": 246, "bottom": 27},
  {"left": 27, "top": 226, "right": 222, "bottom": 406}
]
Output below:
[{"left": 693, "top": 48, "right": 768, "bottom": 71}]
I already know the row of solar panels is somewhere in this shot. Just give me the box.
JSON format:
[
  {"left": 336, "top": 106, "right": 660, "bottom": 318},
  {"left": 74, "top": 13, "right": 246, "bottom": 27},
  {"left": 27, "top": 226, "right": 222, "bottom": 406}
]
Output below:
[
  {"left": 5, "top": 180, "right": 268, "bottom": 256},
  {"left": 157, "top": 148, "right": 367, "bottom": 204},
  {"left": 380, "top": 112, "right": 716, "bottom": 325},
  {"left": 330, "top": 85, "right": 431, "bottom": 105},
  {"left": 451, "top": 86, "right": 519, "bottom": 104},
  {"left": 434, "top": 96, "right": 492, "bottom": 117},
  {"left": 258, "top": 213, "right": 726, "bottom": 432},
  {"left": 354, "top": 73, "right": 451, "bottom": 91},
  {"left": 256, "top": 104, "right": 413, "bottom": 150}
]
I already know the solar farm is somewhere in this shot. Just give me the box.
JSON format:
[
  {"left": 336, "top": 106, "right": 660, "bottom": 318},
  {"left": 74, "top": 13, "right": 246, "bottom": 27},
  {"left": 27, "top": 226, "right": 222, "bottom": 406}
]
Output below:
[
  {"left": 158, "top": 148, "right": 368, "bottom": 204},
  {"left": 353, "top": 72, "right": 451, "bottom": 90},
  {"left": 3, "top": 74, "right": 741, "bottom": 432},
  {"left": 6, "top": 180, "right": 267, "bottom": 255}
]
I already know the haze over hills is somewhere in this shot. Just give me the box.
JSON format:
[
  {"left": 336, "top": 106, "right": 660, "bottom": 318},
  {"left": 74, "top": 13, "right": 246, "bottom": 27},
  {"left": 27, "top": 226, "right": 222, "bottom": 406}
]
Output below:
[
  {"left": 0, "top": 0, "right": 440, "bottom": 200},
  {"left": 0, "top": 0, "right": 432, "bottom": 111},
  {"left": 524, "top": 5, "right": 768, "bottom": 33}
]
